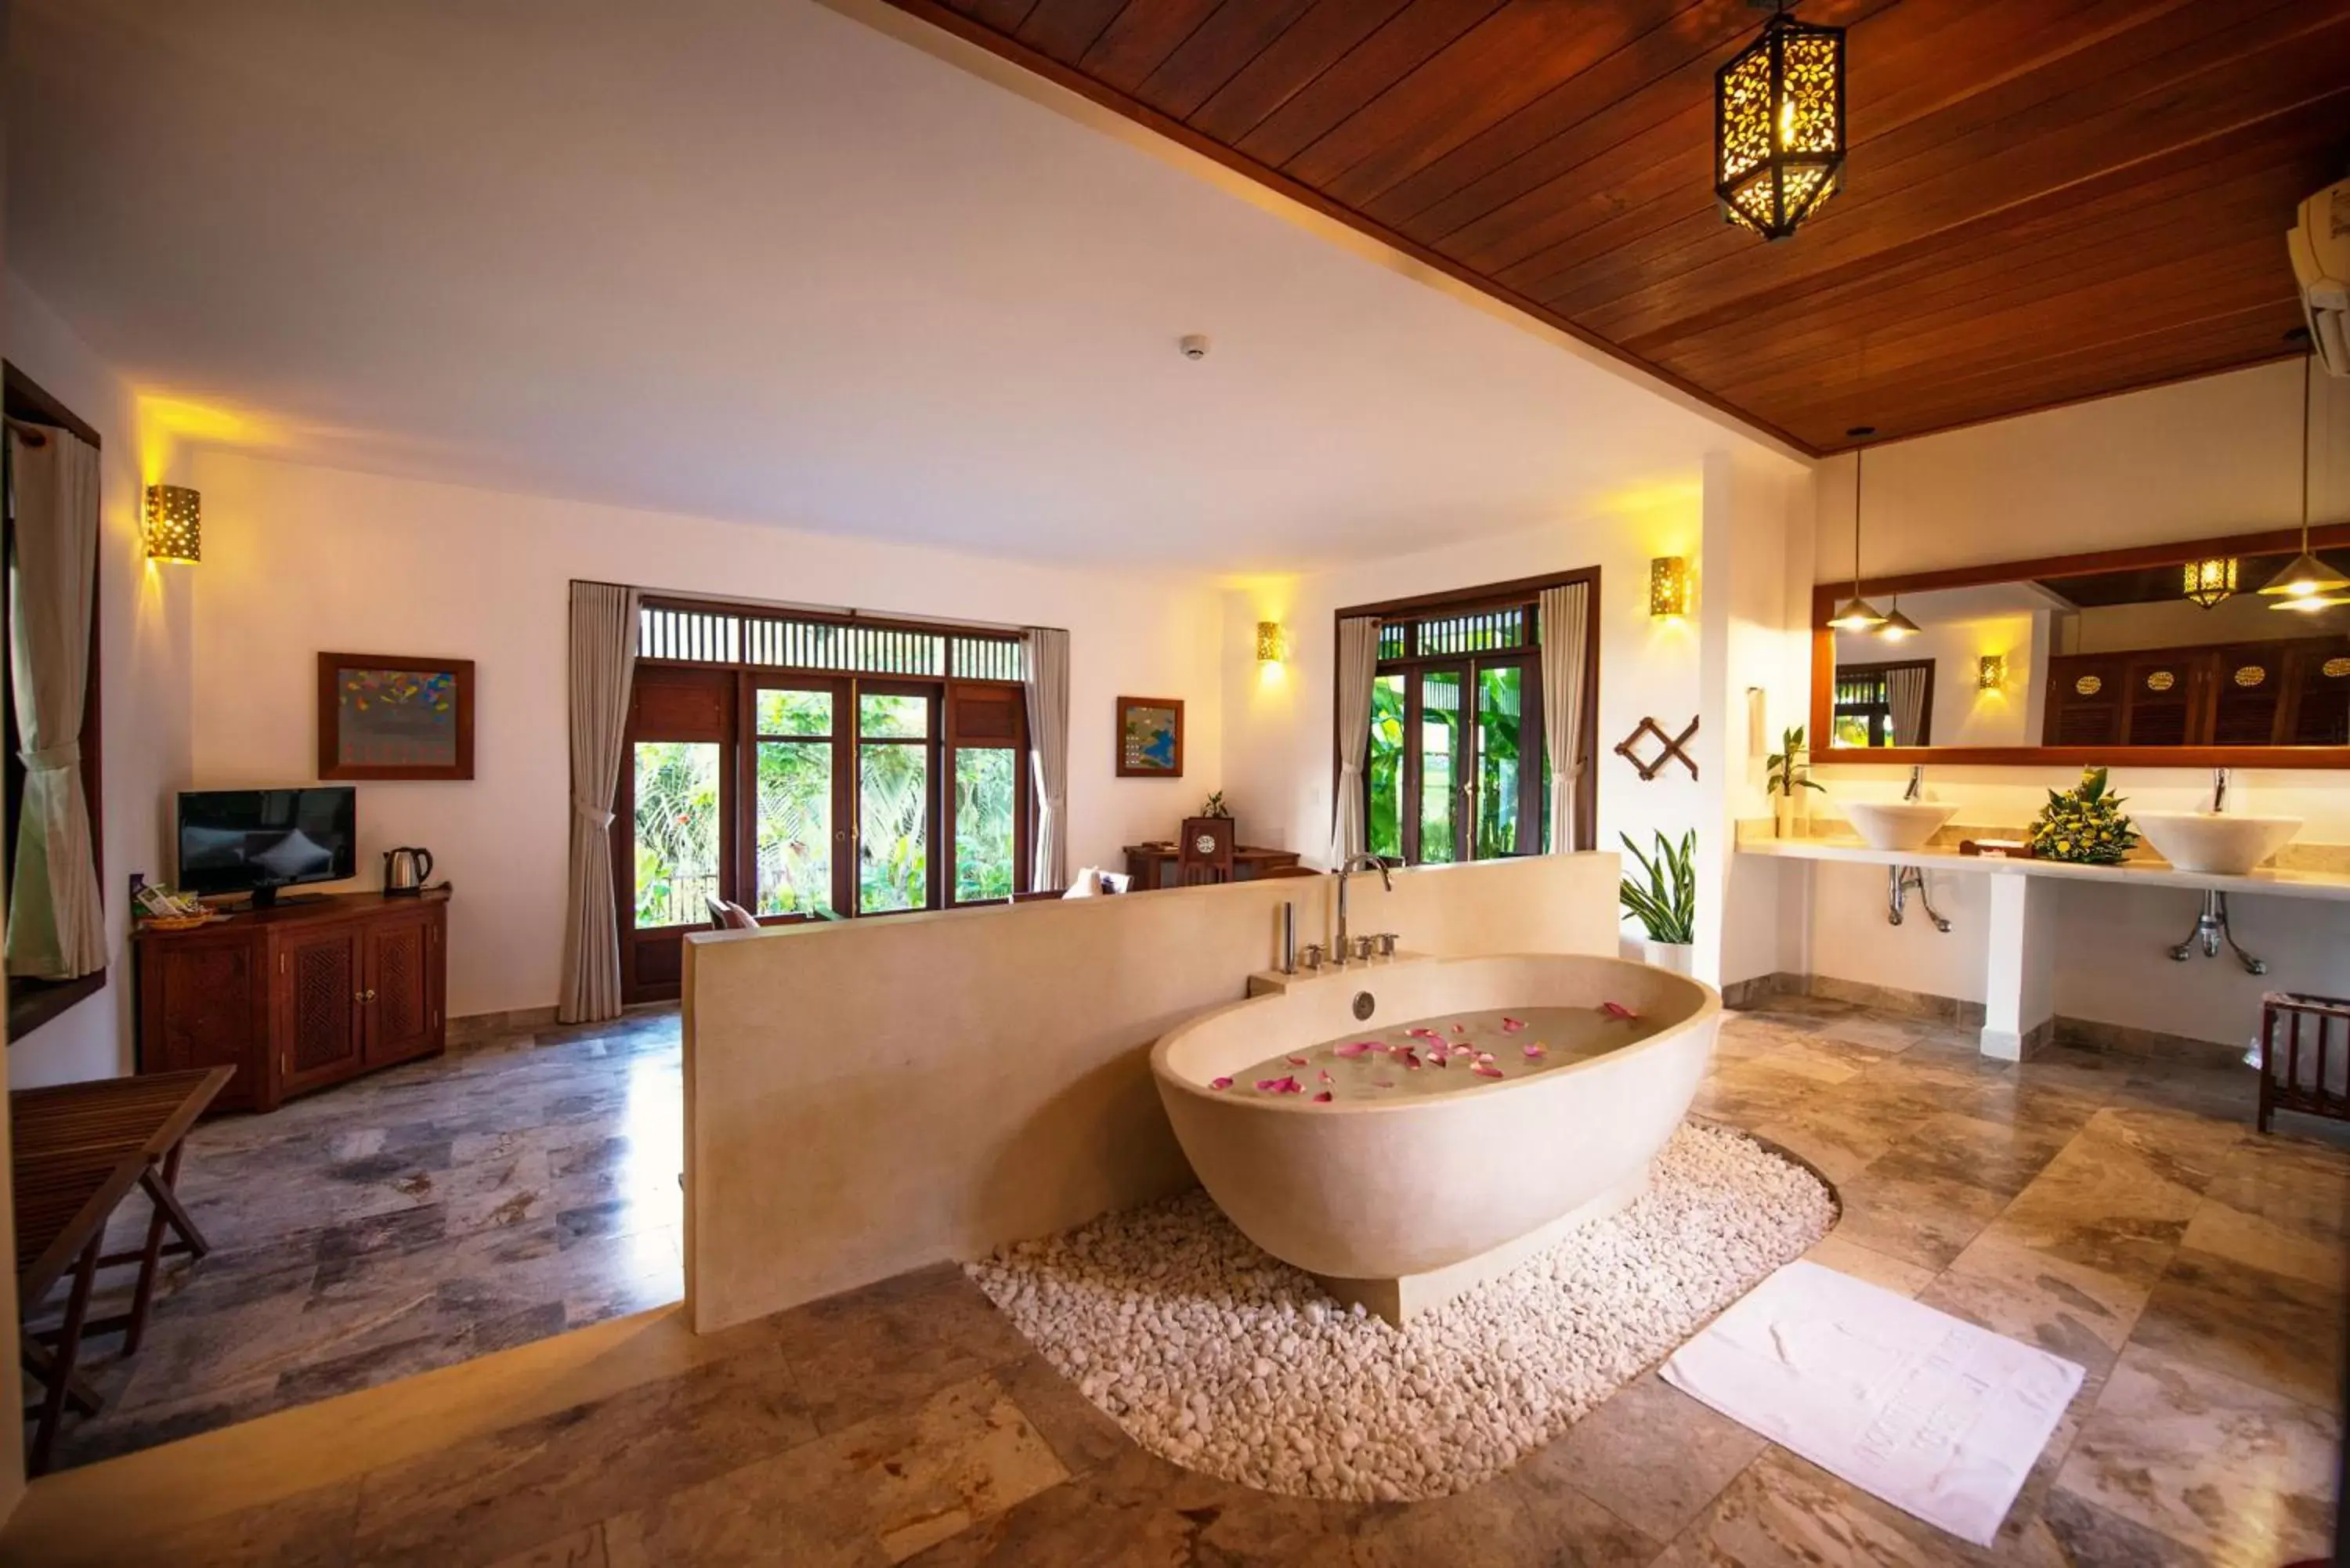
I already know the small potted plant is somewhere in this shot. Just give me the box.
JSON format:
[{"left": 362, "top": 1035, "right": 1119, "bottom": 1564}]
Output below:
[
  {"left": 1765, "top": 724, "right": 1825, "bottom": 838},
  {"left": 2030, "top": 767, "right": 2139, "bottom": 865},
  {"left": 1619, "top": 829, "right": 1696, "bottom": 974},
  {"left": 1199, "top": 791, "right": 1232, "bottom": 819}
]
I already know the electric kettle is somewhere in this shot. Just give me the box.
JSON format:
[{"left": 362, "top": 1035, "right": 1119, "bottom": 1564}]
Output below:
[{"left": 383, "top": 846, "right": 434, "bottom": 896}]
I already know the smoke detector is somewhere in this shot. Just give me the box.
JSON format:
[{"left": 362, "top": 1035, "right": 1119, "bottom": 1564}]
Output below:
[{"left": 1178, "top": 334, "right": 1210, "bottom": 361}]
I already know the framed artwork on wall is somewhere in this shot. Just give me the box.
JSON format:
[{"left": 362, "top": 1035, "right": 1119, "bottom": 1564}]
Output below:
[
  {"left": 1115, "top": 695, "right": 1184, "bottom": 779},
  {"left": 317, "top": 652, "right": 476, "bottom": 781}
]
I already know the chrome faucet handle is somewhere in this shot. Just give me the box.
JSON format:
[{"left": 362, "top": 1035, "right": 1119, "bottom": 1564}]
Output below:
[
  {"left": 1299, "top": 943, "right": 1325, "bottom": 972},
  {"left": 1376, "top": 932, "right": 1399, "bottom": 957},
  {"left": 1350, "top": 935, "right": 1376, "bottom": 962}
]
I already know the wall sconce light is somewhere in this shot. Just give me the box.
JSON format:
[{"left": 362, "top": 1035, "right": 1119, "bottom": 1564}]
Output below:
[
  {"left": 143, "top": 484, "right": 201, "bottom": 564},
  {"left": 1978, "top": 654, "right": 2006, "bottom": 692},
  {"left": 1255, "top": 620, "right": 1289, "bottom": 663},
  {"left": 1648, "top": 556, "right": 1690, "bottom": 617}
]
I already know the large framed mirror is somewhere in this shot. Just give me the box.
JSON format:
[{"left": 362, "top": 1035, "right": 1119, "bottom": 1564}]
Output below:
[{"left": 1809, "top": 522, "right": 2350, "bottom": 767}]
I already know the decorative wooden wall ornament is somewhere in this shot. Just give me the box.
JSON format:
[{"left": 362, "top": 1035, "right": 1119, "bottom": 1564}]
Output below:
[{"left": 1614, "top": 716, "right": 1700, "bottom": 782}]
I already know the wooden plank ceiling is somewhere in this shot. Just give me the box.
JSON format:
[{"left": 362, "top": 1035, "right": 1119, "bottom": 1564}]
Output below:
[{"left": 885, "top": 0, "right": 2350, "bottom": 455}]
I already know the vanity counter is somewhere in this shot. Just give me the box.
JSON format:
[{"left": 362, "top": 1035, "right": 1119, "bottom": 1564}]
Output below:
[{"left": 1735, "top": 832, "right": 2350, "bottom": 904}]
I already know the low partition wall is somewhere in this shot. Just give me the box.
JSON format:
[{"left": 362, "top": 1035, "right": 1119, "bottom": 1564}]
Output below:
[{"left": 682, "top": 853, "right": 1622, "bottom": 1331}]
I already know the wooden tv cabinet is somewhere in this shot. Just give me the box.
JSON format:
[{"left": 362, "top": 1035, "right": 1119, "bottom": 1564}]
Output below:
[{"left": 135, "top": 889, "right": 449, "bottom": 1114}]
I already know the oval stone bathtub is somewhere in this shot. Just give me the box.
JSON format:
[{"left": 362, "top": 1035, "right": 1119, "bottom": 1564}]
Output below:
[{"left": 1151, "top": 953, "right": 1719, "bottom": 1322}]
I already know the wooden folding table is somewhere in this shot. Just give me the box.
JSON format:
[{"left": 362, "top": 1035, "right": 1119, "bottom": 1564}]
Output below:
[{"left": 12, "top": 1066, "right": 231, "bottom": 1472}]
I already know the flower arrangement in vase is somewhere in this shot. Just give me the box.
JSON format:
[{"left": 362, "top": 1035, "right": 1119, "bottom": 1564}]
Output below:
[{"left": 2030, "top": 767, "right": 2139, "bottom": 865}]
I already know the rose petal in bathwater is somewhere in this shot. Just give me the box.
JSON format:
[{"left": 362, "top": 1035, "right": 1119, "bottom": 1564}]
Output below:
[
  {"left": 1475, "top": 1053, "right": 1495, "bottom": 1065},
  {"left": 1500, "top": 1016, "right": 1527, "bottom": 1032},
  {"left": 1601, "top": 1002, "right": 1639, "bottom": 1021},
  {"left": 1318, "top": 1070, "right": 1334, "bottom": 1083},
  {"left": 1334, "top": 1041, "right": 1376, "bottom": 1059},
  {"left": 1522, "top": 1044, "right": 1546, "bottom": 1059},
  {"left": 1451, "top": 1023, "right": 1468, "bottom": 1034},
  {"left": 1211, "top": 1076, "right": 1234, "bottom": 1090},
  {"left": 1429, "top": 1051, "right": 1450, "bottom": 1068},
  {"left": 1312, "top": 1091, "right": 1332, "bottom": 1103},
  {"left": 1254, "top": 1078, "right": 1284, "bottom": 1092},
  {"left": 1286, "top": 1055, "right": 1310, "bottom": 1066},
  {"left": 1399, "top": 1049, "right": 1422, "bottom": 1070},
  {"left": 1472, "top": 1064, "right": 1505, "bottom": 1078},
  {"left": 1372, "top": 1079, "right": 1394, "bottom": 1089}
]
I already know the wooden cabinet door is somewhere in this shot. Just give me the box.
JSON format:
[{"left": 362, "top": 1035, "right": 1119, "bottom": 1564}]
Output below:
[
  {"left": 363, "top": 909, "right": 440, "bottom": 1067},
  {"left": 279, "top": 927, "right": 364, "bottom": 1094},
  {"left": 140, "top": 933, "right": 270, "bottom": 1111}
]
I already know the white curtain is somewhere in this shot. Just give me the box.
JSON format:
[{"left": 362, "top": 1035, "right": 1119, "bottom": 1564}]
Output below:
[
  {"left": 5, "top": 428, "right": 105, "bottom": 980},
  {"left": 1886, "top": 664, "right": 1929, "bottom": 747},
  {"left": 1538, "top": 582, "right": 1590, "bottom": 854},
  {"left": 1331, "top": 617, "right": 1379, "bottom": 862},
  {"left": 559, "top": 580, "right": 642, "bottom": 1024},
  {"left": 1023, "top": 627, "right": 1069, "bottom": 893}
]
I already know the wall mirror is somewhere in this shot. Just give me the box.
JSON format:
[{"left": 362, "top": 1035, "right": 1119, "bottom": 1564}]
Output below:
[{"left": 1810, "top": 522, "right": 2350, "bottom": 766}]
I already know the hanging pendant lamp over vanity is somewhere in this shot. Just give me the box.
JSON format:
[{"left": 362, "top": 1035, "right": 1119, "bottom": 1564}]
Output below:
[
  {"left": 1826, "top": 427, "right": 1887, "bottom": 630},
  {"left": 1716, "top": 0, "right": 1849, "bottom": 240},
  {"left": 2261, "top": 348, "right": 2348, "bottom": 611}
]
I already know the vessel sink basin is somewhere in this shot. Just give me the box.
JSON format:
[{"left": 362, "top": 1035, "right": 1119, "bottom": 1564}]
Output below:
[
  {"left": 1842, "top": 800, "right": 1959, "bottom": 851},
  {"left": 2134, "top": 812, "right": 2299, "bottom": 876}
]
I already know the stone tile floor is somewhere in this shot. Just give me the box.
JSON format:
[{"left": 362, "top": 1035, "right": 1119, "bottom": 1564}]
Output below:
[
  {"left": 34, "top": 997, "right": 2349, "bottom": 1566},
  {"left": 43, "top": 1007, "right": 685, "bottom": 1469}
]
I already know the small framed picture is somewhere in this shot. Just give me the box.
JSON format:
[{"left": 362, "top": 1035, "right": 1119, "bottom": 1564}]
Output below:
[
  {"left": 1116, "top": 695, "right": 1184, "bottom": 779},
  {"left": 318, "top": 653, "right": 475, "bottom": 781}
]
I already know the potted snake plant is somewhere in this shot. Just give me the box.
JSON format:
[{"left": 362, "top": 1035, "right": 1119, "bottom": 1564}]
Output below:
[{"left": 1619, "top": 829, "right": 1696, "bottom": 975}]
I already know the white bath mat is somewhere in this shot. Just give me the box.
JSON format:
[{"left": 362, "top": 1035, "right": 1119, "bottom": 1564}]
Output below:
[{"left": 1661, "top": 1259, "right": 2084, "bottom": 1547}]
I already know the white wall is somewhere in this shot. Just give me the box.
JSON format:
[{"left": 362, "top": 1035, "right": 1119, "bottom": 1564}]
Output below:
[
  {"left": 1219, "top": 484, "right": 1710, "bottom": 880},
  {"left": 1701, "top": 450, "right": 1814, "bottom": 990},
  {"left": 5, "top": 276, "right": 197, "bottom": 1087},
  {"left": 185, "top": 452, "right": 1224, "bottom": 1021},
  {"left": 1806, "top": 360, "right": 2350, "bottom": 1043}
]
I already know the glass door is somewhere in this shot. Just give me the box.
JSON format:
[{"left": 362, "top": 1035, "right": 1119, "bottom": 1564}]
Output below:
[
  {"left": 855, "top": 684, "right": 938, "bottom": 915},
  {"left": 1374, "top": 654, "right": 1540, "bottom": 865},
  {"left": 616, "top": 666, "right": 736, "bottom": 1003},
  {"left": 749, "top": 681, "right": 844, "bottom": 919}
]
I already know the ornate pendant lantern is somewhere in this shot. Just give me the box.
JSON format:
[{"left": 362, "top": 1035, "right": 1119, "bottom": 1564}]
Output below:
[
  {"left": 2182, "top": 557, "right": 2239, "bottom": 609},
  {"left": 1716, "top": 2, "right": 1848, "bottom": 241}
]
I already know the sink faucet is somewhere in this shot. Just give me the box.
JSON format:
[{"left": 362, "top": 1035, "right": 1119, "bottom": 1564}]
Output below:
[
  {"left": 2211, "top": 768, "right": 2229, "bottom": 814},
  {"left": 1335, "top": 853, "right": 1393, "bottom": 965},
  {"left": 1904, "top": 764, "right": 1925, "bottom": 802}
]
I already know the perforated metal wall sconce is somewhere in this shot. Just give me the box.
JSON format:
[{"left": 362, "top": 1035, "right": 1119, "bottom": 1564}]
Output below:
[
  {"left": 1255, "top": 621, "right": 1288, "bottom": 663},
  {"left": 1977, "top": 654, "right": 2005, "bottom": 692},
  {"left": 143, "top": 484, "right": 201, "bottom": 564},
  {"left": 1648, "top": 556, "right": 1690, "bottom": 617}
]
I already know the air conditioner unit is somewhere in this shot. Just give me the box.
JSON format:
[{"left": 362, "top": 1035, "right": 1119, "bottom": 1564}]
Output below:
[{"left": 2290, "top": 179, "right": 2350, "bottom": 377}]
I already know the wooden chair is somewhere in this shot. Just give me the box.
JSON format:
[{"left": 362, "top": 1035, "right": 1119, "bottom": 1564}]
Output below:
[{"left": 1177, "top": 817, "right": 1235, "bottom": 885}]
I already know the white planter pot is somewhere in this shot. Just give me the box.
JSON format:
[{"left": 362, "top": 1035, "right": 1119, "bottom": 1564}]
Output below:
[{"left": 1642, "top": 940, "right": 1696, "bottom": 976}]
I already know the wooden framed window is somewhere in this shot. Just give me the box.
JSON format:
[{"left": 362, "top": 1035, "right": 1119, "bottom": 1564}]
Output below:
[
  {"left": 615, "top": 594, "right": 1034, "bottom": 1003},
  {"left": 1340, "top": 570, "right": 1598, "bottom": 866},
  {"left": 2, "top": 363, "right": 107, "bottom": 1042},
  {"left": 1834, "top": 659, "right": 1935, "bottom": 748}
]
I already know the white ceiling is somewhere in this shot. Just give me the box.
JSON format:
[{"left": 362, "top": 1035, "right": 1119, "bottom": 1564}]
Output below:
[{"left": 9, "top": 0, "right": 1787, "bottom": 572}]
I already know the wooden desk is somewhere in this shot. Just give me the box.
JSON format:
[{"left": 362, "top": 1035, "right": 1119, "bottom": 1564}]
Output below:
[{"left": 1123, "top": 844, "right": 1305, "bottom": 890}]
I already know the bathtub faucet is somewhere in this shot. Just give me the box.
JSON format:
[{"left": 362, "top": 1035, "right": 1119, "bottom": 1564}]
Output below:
[{"left": 1335, "top": 853, "right": 1394, "bottom": 966}]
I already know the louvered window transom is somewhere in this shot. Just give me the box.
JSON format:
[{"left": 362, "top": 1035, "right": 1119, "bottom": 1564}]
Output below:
[
  {"left": 638, "top": 605, "right": 1023, "bottom": 683},
  {"left": 1379, "top": 605, "right": 1531, "bottom": 661}
]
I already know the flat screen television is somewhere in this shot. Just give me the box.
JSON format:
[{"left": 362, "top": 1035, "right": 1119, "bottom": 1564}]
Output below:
[{"left": 177, "top": 788, "right": 357, "bottom": 906}]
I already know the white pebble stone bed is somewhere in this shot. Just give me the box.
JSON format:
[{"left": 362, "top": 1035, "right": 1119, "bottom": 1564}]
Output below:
[{"left": 967, "top": 1120, "right": 1834, "bottom": 1501}]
